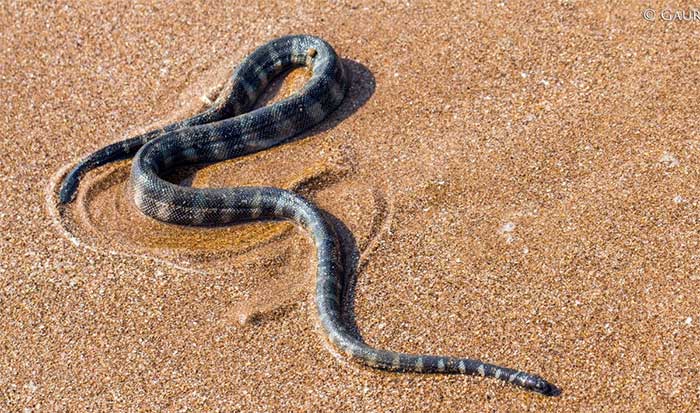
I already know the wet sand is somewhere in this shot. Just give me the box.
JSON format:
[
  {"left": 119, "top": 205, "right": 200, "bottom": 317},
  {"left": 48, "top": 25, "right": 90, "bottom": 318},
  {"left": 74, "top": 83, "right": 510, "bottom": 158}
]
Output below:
[{"left": 2, "top": 1, "right": 700, "bottom": 411}]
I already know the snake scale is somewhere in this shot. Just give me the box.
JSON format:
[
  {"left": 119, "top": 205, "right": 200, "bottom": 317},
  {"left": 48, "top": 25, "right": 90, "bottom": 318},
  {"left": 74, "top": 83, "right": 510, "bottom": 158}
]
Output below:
[{"left": 58, "top": 35, "right": 556, "bottom": 396}]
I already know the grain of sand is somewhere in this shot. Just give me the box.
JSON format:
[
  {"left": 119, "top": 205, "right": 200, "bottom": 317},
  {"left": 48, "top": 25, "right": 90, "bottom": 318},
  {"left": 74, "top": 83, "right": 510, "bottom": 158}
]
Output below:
[{"left": 2, "top": 1, "right": 700, "bottom": 411}]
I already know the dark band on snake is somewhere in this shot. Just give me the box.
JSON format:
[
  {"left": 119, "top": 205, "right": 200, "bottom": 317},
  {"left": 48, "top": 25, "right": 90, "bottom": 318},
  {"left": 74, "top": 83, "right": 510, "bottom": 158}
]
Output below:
[{"left": 58, "top": 34, "right": 557, "bottom": 396}]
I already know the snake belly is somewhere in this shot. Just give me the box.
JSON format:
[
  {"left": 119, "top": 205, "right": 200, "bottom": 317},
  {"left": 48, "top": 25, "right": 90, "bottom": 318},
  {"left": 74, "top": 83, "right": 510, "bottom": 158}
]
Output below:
[{"left": 58, "top": 34, "right": 556, "bottom": 396}]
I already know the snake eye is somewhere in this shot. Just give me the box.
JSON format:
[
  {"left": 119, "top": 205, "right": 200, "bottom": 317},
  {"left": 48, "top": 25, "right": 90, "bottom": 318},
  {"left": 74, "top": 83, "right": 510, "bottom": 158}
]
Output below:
[{"left": 307, "top": 48, "right": 317, "bottom": 58}]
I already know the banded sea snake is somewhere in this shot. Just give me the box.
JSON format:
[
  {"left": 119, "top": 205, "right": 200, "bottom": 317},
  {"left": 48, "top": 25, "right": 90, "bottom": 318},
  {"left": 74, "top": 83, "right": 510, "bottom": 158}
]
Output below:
[{"left": 58, "top": 35, "right": 557, "bottom": 396}]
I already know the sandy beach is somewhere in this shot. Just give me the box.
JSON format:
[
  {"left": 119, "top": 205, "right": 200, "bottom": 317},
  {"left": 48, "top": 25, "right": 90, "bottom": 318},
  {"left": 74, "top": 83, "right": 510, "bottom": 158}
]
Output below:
[{"left": 2, "top": 1, "right": 700, "bottom": 411}]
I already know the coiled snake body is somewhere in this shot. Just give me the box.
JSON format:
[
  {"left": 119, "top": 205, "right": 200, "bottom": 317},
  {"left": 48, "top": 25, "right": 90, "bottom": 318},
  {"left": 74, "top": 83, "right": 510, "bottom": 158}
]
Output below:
[{"left": 58, "top": 35, "right": 556, "bottom": 396}]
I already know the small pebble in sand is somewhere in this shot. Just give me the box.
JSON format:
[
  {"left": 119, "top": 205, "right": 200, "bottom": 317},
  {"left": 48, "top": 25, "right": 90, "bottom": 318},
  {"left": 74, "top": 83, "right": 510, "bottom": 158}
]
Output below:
[
  {"left": 660, "top": 151, "right": 680, "bottom": 168},
  {"left": 673, "top": 195, "right": 685, "bottom": 204},
  {"left": 499, "top": 221, "right": 516, "bottom": 244},
  {"left": 499, "top": 221, "right": 516, "bottom": 233},
  {"left": 199, "top": 94, "right": 214, "bottom": 106}
]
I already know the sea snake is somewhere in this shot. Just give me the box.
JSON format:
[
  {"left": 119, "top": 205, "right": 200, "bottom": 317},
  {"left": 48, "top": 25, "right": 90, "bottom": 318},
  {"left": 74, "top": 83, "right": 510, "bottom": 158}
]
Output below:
[{"left": 57, "top": 34, "right": 557, "bottom": 396}]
